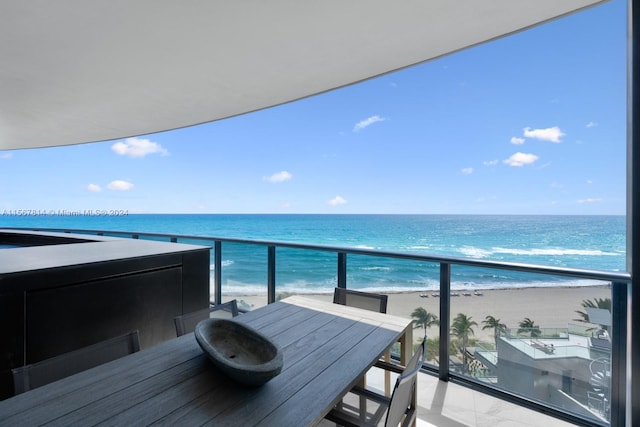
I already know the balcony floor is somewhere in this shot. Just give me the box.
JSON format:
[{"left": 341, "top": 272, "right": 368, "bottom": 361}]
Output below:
[
  {"left": 320, "top": 370, "right": 578, "bottom": 426},
  {"left": 414, "top": 372, "right": 576, "bottom": 427}
]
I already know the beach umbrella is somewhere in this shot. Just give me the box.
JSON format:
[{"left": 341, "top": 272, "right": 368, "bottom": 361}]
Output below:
[{"left": 0, "top": 0, "right": 606, "bottom": 150}]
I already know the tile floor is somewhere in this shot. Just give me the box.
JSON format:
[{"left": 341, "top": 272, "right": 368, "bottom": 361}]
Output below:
[{"left": 414, "top": 372, "right": 578, "bottom": 427}]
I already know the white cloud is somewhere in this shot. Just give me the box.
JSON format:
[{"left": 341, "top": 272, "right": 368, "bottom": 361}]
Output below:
[
  {"left": 107, "top": 180, "right": 134, "bottom": 191},
  {"left": 263, "top": 171, "right": 292, "bottom": 183},
  {"left": 353, "top": 116, "right": 385, "bottom": 132},
  {"left": 578, "top": 198, "right": 603, "bottom": 204},
  {"left": 523, "top": 126, "right": 565, "bottom": 143},
  {"left": 111, "top": 137, "right": 169, "bottom": 158},
  {"left": 461, "top": 167, "right": 474, "bottom": 175},
  {"left": 503, "top": 152, "right": 539, "bottom": 167},
  {"left": 0, "top": 153, "right": 13, "bottom": 159},
  {"left": 586, "top": 121, "right": 598, "bottom": 128},
  {"left": 87, "top": 184, "right": 102, "bottom": 192},
  {"left": 510, "top": 137, "right": 525, "bottom": 145},
  {"left": 328, "top": 196, "right": 347, "bottom": 206},
  {"left": 483, "top": 159, "right": 499, "bottom": 166}
]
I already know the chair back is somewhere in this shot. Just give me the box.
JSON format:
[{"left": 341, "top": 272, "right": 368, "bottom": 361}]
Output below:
[
  {"left": 12, "top": 330, "right": 140, "bottom": 394},
  {"left": 174, "top": 299, "right": 239, "bottom": 336},
  {"left": 385, "top": 339, "right": 425, "bottom": 427},
  {"left": 333, "top": 287, "right": 388, "bottom": 313}
]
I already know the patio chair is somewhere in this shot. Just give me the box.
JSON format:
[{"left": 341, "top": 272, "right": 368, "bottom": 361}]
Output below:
[
  {"left": 174, "top": 299, "right": 239, "bottom": 337},
  {"left": 12, "top": 329, "right": 140, "bottom": 395},
  {"left": 324, "top": 339, "right": 425, "bottom": 427},
  {"left": 333, "top": 288, "right": 392, "bottom": 396},
  {"left": 333, "top": 287, "right": 388, "bottom": 313}
]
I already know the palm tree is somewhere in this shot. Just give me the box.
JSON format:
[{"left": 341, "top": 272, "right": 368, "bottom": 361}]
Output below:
[
  {"left": 574, "top": 297, "right": 611, "bottom": 331},
  {"left": 411, "top": 307, "right": 439, "bottom": 339},
  {"left": 518, "top": 317, "right": 541, "bottom": 338},
  {"left": 450, "top": 313, "right": 477, "bottom": 370},
  {"left": 482, "top": 315, "right": 506, "bottom": 347}
]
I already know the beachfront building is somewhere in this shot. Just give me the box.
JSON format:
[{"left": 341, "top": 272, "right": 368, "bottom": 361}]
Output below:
[
  {"left": 1, "top": 1, "right": 639, "bottom": 426},
  {"left": 475, "top": 324, "right": 612, "bottom": 423}
]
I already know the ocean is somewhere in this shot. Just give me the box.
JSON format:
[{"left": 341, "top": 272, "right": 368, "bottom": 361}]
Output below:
[{"left": 0, "top": 214, "right": 625, "bottom": 295}]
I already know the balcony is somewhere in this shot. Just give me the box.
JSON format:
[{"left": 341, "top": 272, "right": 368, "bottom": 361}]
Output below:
[
  {"left": 3, "top": 227, "right": 626, "bottom": 427},
  {"left": 0, "top": 1, "right": 636, "bottom": 425}
]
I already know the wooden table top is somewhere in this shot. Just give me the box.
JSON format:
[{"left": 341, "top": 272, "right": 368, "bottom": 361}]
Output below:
[{"left": 0, "top": 296, "right": 413, "bottom": 427}]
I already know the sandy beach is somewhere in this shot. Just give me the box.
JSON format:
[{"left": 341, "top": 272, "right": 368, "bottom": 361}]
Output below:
[{"left": 231, "top": 285, "right": 611, "bottom": 344}]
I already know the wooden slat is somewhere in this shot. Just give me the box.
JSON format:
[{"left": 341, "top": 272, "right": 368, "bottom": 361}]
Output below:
[
  {"left": 49, "top": 354, "right": 212, "bottom": 425},
  {"left": 233, "top": 298, "right": 304, "bottom": 329}
]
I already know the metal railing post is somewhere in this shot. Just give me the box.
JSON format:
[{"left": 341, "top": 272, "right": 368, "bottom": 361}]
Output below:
[
  {"left": 268, "top": 245, "right": 276, "bottom": 303},
  {"left": 337, "top": 252, "right": 347, "bottom": 288},
  {"left": 439, "top": 262, "right": 451, "bottom": 381},
  {"left": 629, "top": 2, "right": 640, "bottom": 425},
  {"left": 214, "top": 241, "right": 222, "bottom": 305},
  {"left": 610, "top": 281, "right": 628, "bottom": 427}
]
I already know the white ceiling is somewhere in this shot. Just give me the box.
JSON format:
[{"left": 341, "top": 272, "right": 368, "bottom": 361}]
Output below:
[{"left": 0, "top": 0, "right": 607, "bottom": 150}]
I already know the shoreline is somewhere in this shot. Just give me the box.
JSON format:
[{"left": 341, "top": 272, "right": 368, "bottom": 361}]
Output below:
[{"left": 229, "top": 285, "right": 611, "bottom": 343}]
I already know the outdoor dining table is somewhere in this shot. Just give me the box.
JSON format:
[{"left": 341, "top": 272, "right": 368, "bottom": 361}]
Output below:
[{"left": 0, "top": 295, "right": 414, "bottom": 426}]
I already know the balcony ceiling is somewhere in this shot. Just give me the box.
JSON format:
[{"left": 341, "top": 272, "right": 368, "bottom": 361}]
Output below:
[{"left": 0, "top": 0, "right": 606, "bottom": 150}]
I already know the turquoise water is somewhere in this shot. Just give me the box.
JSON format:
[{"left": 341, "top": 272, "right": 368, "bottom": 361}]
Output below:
[{"left": 0, "top": 214, "right": 625, "bottom": 293}]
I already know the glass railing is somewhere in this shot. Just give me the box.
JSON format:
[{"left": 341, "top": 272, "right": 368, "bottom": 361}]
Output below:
[
  {"left": 448, "top": 274, "right": 614, "bottom": 426},
  {"left": 13, "top": 227, "right": 627, "bottom": 427},
  {"left": 502, "top": 327, "right": 570, "bottom": 340}
]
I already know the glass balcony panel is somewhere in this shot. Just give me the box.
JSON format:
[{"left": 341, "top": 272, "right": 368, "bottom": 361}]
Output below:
[
  {"left": 449, "top": 266, "right": 612, "bottom": 425},
  {"left": 345, "top": 255, "right": 440, "bottom": 293},
  {"left": 218, "top": 242, "right": 268, "bottom": 310},
  {"left": 274, "top": 247, "right": 337, "bottom": 300},
  {"left": 347, "top": 254, "right": 441, "bottom": 367}
]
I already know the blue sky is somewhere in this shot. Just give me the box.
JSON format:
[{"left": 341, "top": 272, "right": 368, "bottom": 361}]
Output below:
[{"left": 0, "top": 0, "right": 627, "bottom": 215}]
